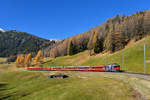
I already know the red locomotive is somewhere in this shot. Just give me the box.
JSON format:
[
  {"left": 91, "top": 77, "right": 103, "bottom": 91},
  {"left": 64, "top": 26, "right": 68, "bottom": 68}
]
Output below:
[{"left": 27, "top": 64, "right": 120, "bottom": 72}]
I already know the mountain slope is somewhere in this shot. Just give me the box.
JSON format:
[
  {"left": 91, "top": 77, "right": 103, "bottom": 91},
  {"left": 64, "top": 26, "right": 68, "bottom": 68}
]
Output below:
[
  {"left": 50, "top": 10, "right": 150, "bottom": 58},
  {"left": 0, "top": 30, "right": 55, "bottom": 57},
  {"left": 43, "top": 36, "right": 150, "bottom": 74}
]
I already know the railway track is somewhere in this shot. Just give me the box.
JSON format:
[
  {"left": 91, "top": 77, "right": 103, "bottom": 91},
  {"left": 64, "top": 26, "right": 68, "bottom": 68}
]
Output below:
[
  {"left": 104, "top": 71, "right": 150, "bottom": 81},
  {"left": 27, "top": 65, "right": 150, "bottom": 81},
  {"left": 68, "top": 71, "right": 150, "bottom": 81}
]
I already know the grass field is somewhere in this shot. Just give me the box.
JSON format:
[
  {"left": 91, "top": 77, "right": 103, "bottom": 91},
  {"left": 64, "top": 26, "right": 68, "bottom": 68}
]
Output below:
[
  {"left": 0, "top": 71, "right": 145, "bottom": 100},
  {"left": 42, "top": 36, "right": 150, "bottom": 74},
  {"left": 0, "top": 58, "right": 14, "bottom": 73}
]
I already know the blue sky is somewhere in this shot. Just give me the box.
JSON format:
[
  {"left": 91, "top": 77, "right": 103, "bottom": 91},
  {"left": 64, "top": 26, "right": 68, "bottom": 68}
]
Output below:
[{"left": 0, "top": 0, "right": 150, "bottom": 40}]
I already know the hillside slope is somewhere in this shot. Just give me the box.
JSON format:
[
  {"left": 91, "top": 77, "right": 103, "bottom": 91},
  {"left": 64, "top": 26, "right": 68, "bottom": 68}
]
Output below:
[
  {"left": 43, "top": 36, "right": 150, "bottom": 74},
  {"left": 50, "top": 10, "right": 150, "bottom": 58},
  {"left": 0, "top": 30, "right": 55, "bottom": 57}
]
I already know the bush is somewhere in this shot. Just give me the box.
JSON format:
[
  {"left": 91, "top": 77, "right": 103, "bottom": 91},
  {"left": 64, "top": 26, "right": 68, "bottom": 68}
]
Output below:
[{"left": 6, "top": 56, "right": 17, "bottom": 62}]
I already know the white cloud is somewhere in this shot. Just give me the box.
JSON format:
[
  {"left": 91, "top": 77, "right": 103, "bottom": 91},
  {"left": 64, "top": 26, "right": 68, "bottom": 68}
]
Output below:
[{"left": 0, "top": 28, "right": 5, "bottom": 32}]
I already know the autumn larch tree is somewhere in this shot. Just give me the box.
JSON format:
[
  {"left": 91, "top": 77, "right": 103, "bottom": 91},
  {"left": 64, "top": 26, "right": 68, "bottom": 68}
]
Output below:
[
  {"left": 24, "top": 53, "right": 32, "bottom": 67},
  {"left": 34, "top": 50, "right": 43, "bottom": 67},
  {"left": 87, "top": 31, "right": 95, "bottom": 50},
  {"left": 15, "top": 54, "right": 25, "bottom": 68}
]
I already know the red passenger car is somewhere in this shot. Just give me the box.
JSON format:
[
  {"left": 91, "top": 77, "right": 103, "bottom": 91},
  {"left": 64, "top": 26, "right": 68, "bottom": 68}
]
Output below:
[{"left": 27, "top": 64, "right": 120, "bottom": 72}]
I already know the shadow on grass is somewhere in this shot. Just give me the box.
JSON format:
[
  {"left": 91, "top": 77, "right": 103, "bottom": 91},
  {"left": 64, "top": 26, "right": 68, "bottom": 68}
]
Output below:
[
  {"left": 0, "top": 83, "right": 10, "bottom": 99},
  {"left": 0, "top": 83, "right": 7, "bottom": 90},
  {"left": 0, "top": 83, "right": 30, "bottom": 100}
]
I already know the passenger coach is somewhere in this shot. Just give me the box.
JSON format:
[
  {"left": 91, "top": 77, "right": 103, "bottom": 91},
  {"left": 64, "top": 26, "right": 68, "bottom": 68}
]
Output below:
[{"left": 27, "top": 64, "right": 120, "bottom": 72}]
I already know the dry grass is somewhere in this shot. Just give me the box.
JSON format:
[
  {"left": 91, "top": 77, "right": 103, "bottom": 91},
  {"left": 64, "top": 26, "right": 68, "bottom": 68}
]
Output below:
[
  {"left": 63, "top": 52, "right": 89, "bottom": 65},
  {"left": 0, "top": 58, "right": 7, "bottom": 62},
  {"left": 125, "top": 39, "right": 135, "bottom": 48}
]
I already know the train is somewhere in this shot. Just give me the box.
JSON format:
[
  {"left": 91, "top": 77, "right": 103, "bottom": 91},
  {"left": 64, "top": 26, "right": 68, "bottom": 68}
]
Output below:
[{"left": 27, "top": 64, "right": 120, "bottom": 72}]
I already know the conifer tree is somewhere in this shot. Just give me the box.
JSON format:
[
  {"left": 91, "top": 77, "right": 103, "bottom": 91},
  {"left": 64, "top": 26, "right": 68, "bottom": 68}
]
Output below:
[
  {"left": 87, "top": 31, "right": 103, "bottom": 54},
  {"left": 67, "top": 37, "right": 77, "bottom": 55},
  {"left": 94, "top": 38, "right": 103, "bottom": 53},
  {"left": 69, "top": 41, "right": 74, "bottom": 55},
  {"left": 92, "top": 31, "right": 103, "bottom": 54}
]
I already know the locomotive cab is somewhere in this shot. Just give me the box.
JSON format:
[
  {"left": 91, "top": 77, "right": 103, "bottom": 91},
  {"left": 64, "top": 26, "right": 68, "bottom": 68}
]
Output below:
[
  {"left": 105, "top": 64, "right": 120, "bottom": 72},
  {"left": 105, "top": 65, "right": 116, "bottom": 72}
]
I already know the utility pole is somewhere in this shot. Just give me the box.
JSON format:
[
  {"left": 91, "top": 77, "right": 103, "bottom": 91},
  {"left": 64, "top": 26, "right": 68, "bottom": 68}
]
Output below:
[
  {"left": 55, "top": 57, "right": 57, "bottom": 67},
  {"left": 122, "top": 50, "right": 124, "bottom": 71},
  {"left": 144, "top": 44, "right": 146, "bottom": 74},
  {"left": 105, "top": 53, "right": 108, "bottom": 66},
  {"left": 89, "top": 50, "right": 92, "bottom": 67}
]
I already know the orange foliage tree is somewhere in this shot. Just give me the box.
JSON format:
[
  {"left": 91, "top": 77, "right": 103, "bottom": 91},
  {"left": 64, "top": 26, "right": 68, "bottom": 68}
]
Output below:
[
  {"left": 34, "top": 50, "right": 43, "bottom": 67},
  {"left": 24, "top": 53, "right": 32, "bottom": 67},
  {"left": 15, "top": 54, "right": 25, "bottom": 68}
]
